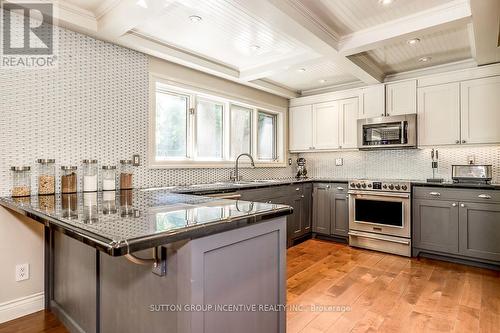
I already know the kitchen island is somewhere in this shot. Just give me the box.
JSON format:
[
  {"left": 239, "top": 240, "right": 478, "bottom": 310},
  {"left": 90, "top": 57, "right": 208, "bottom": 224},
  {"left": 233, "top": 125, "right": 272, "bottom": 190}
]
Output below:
[{"left": 0, "top": 189, "right": 292, "bottom": 333}]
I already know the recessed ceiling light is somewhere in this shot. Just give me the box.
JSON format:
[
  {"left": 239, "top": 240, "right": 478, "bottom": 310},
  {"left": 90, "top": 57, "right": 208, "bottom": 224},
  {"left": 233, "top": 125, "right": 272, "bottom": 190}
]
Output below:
[
  {"left": 378, "top": 0, "right": 394, "bottom": 5},
  {"left": 407, "top": 38, "right": 421, "bottom": 45},
  {"left": 418, "top": 56, "right": 432, "bottom": 63},
  {"left": 297, "top": 68, "right": 306, "bottom": 73},
  {"left": 250, "top": 45, "right": 261, "bottom": 51},
  {"left": 319, "top": 79, "right": 327, "bottom": 83},
  {"left": 189, "top": 15, "right": 202, "bottom": 23},
  {"left": 136, "top": 0, "right": 148, "bottom": 8}
]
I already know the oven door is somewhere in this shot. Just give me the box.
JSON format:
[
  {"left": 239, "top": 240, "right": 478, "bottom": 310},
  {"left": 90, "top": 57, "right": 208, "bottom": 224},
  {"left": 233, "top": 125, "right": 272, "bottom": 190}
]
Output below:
[{"left": 348, "top": 190, "right": 410, "bottom": 238}]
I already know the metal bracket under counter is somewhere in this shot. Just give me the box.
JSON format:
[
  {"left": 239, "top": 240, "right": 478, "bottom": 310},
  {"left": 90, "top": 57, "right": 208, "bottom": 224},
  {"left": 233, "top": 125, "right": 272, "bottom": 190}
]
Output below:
[{"left": 125, "top": 246, "right": 168, "bottom": 277}]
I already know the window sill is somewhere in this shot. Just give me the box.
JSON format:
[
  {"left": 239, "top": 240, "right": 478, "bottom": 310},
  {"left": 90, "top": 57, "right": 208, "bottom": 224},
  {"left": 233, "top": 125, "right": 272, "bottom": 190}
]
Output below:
[{"left": 148, "top": 161, "right": 288, "bottom": 169}]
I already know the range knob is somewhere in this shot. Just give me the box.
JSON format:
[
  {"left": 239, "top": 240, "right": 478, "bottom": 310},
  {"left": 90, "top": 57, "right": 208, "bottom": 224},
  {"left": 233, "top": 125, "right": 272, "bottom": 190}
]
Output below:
[
  {"left": 402, "top": 185, "right": 408, "bottom": 191},
  {"left": 361, "top": 183, "right": 366, "bottom": 188},
  {"left": 356, "top": 183, "right": 361, "bottom": 188},
  {"left": 395, "top": 185, "right": 401, "bottom": 190},
  {"left": 367, "top": 183, "right": 372, "bottom": 188},
  {"left": 382, "top": 184, "right": 387, "bottom": 189},
  {"left": 388, "top": 184, "right": 394, "bottom": 190},
  {"left": 350, "top": 182, "right": 356, "bottom": 188}
]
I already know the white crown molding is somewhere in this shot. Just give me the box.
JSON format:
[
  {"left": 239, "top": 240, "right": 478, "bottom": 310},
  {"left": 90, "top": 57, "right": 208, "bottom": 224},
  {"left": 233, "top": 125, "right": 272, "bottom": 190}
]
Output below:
[
  {"left": 94, "top": 0, "right": 122, "bottom": 19},
  {"left": 0, "top": 292, "right": 44, "bottom": 324}
]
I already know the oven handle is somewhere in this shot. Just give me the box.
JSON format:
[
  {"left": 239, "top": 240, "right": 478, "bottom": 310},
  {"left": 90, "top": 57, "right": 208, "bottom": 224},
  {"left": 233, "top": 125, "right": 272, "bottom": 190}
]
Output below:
[
  {"left": 348, "top": 191, "right": 410, "bottom": 199},
  {"left": 348, "top": 231, "right": 410, "bottom": 245}
]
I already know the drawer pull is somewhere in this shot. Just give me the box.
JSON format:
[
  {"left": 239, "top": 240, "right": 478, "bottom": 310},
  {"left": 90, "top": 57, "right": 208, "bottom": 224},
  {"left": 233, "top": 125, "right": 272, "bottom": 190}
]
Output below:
[
  {"left": 337, "top": 187, "right": 344, "bottom": 191},
  {"left": 429, "top": 192, "right": 441, "bottom": 197},
  {"left": 478, "top": 194, "right": 492, "bottom": 199}
]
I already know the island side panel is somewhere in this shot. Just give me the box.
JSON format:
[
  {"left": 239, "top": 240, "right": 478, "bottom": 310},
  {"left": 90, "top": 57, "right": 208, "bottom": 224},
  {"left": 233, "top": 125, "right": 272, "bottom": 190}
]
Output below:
[
  {"left": 177, "top": 216, "right": 287, "bottom": 333},
  {"left": 52, "top": 232, "right": 97, "bottom": 333}
]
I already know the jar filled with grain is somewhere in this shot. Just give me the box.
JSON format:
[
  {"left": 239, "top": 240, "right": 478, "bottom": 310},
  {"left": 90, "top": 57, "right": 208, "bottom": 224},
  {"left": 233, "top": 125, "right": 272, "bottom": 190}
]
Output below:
[
  {"left": 36, "top": 159, "right": 55, "bottom": 195},
  {"left": 82, "top": 159, "right": 98, "bottom": 192},
  {"left": 61, "top": 166, "right": 77, "bottom": 193},
  {"left": 10, "top": 166, "right": 31, "bottom": 197},
  {"left": 119, "top": 160, "right": 134, "bottom": 190},
  {"left": 101, "top": 166, "right": 116, "bottom": 191}
]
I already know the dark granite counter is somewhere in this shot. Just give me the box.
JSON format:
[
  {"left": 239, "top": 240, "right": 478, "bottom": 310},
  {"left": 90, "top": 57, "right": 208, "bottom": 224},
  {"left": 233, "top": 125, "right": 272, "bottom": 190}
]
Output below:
[
  {"left": 411, "top": 181, "right": 500, "bottom": 191},
  {"left": 0, "top": 189, "right": 292, "bottom": 256}
]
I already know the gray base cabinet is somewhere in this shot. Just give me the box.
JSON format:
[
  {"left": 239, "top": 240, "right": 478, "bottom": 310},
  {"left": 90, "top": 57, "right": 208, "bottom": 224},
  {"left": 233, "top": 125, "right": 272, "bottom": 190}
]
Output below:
[
  {"left": 413, "top": 187, "right": 500, "bottom": 265},
  {"left": 238, "top": 184, "right": 312, "bottom": 247},
  {"left": 312, "top": 183, "right": 348, "bottom": 238}
]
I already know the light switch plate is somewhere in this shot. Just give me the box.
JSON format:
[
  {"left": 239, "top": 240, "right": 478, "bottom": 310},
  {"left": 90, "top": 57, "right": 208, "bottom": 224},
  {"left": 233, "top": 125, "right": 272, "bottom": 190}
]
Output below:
[
  {"left": 335, "top": 158, "right": 343, "bottom": 166},
  {"left": 132, "top": 154, "right": 141, "bottom": 166}
]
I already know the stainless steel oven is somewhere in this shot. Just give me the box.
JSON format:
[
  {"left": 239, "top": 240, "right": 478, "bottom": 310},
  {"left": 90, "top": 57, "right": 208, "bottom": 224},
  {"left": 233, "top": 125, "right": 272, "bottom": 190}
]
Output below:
[
  {"left": 348, "top": 179, "right": 411, "bottom": 257},
  {"left": 358, "top": 114, "right": 417, "bottom": 150}
]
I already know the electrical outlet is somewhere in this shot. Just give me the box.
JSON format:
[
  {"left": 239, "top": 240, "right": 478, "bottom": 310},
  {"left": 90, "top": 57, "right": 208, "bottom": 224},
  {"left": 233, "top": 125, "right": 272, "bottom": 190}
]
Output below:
[
  {"left": 132, "top": 154, "right": 141, "bottom": 166},
  {"left": 335, "top": 158, "right": 343, "bottom": 166},
  {"left": 15, "top": 263, "right": 29, "bottom": 282},
  {"left": 467, "top": 155, "right": 476, "bottom": 165},
  {"left": 288, "top": 158, "right": 292, "bottom": 166}
]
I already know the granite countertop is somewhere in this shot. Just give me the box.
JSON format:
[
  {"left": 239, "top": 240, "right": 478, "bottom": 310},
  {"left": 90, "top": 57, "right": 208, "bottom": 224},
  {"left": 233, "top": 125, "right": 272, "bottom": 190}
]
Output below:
[
  {"left": 0, "top": 189, "right": 292, "bottom": 256},
  {"left": 411, "top": 181, "right": 500, "bottom": 190}
]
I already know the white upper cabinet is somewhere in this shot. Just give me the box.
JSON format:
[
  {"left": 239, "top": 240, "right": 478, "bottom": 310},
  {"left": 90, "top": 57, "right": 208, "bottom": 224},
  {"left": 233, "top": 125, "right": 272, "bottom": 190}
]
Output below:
[
  {"left": 338, "top": 98, "right": 359, "bottom": 149},
  {"left": 417, "top": 83, "right": 460, "bottom": 146},
  {"left": 289, "top": 105, "right": 313, "bottom": 151},
  {"left": 386, "top": 80, "right": 417, "bottom": 116},
  {"left": 359, "top": 84, "right": 385, "bottom": 119},
  {"left": 460, "top": 76, "right": 500, "bottom": 145},
  {"left": 313, "top": 102, "right": 339, "bottom": 150}
]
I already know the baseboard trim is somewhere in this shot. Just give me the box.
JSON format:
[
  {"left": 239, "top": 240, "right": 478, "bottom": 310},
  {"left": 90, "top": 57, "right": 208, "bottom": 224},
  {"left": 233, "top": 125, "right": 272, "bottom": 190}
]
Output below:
[{"left": 0, "top": 292, "right": 44, "bottom": 324}]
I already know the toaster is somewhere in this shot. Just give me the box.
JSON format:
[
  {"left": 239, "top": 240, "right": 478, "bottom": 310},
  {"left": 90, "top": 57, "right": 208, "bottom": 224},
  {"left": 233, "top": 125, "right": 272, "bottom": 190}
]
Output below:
[{"left": 452, "top": 165, "right": 492, "bottom": 183}]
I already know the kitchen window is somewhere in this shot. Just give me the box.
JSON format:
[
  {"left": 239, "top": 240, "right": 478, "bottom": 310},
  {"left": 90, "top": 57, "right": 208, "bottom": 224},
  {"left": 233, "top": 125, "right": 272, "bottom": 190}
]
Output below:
[{"left": 150, "top": 79, "right": 285, "bottom": 167}]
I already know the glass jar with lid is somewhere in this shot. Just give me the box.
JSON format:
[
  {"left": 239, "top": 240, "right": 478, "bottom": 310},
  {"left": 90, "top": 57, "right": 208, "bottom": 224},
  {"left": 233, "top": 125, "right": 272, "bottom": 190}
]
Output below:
[
  {"left": 36, "top": 159, "right": 55, "bottom": 195},
  {"left": 82, "top": 159, "right": 98, "bottom": 192},
  {"left": 61, "top": 166, "right": 78, "bottom": 193},
  {"left": 119, "top": 160, "right": 134, "bottom": 190},
  {"left": 10, "top": 166, "right": 31, "bottom": 197},
  {"left": 101, "top": 166, "right": 116, "bottom": 191}
]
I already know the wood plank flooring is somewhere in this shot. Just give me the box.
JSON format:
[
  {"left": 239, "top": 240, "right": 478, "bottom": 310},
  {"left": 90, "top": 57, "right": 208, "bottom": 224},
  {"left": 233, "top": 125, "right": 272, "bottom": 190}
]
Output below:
[
  {"left": 287, "top": 239, "right": 500, "bottom": 333},
  {"left": 1, "top": 239, "right": 498, "bottom": 332}
]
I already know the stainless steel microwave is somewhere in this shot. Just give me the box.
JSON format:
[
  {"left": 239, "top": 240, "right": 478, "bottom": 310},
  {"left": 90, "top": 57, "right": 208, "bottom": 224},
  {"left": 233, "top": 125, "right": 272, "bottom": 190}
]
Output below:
[{"left": 358, "top": 114, "right": 417, "bottom": 150}]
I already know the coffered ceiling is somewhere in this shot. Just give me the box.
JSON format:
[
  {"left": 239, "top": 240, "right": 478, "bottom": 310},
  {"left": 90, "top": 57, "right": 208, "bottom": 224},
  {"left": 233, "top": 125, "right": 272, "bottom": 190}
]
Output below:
[{"left": 35, "top": 0, "right": 500, "bottom": 96}]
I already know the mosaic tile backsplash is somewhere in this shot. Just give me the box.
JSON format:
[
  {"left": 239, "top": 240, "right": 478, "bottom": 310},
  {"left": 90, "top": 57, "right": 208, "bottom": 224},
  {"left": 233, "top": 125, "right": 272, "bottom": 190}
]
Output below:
[
  {"left": 0, "top": 23, "right": 294, "bottom": 197},
  {"left": 299, "top": 146, "right": 500, "bottom": 183}
]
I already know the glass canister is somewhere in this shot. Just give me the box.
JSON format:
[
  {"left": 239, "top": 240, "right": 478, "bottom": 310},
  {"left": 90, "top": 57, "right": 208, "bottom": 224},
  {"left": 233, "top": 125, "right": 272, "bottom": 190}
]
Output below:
[
  {"left": 61, "top": 166, "right": 78, "bottom": 193},
  {"left": 101, "top": 166, "right": 116, "bottom": 191},
  {"left": 82, "top": 159, "right": 98, "bottom": 192},
  {"left": 36, "top": 159, "right": 55, "bottom": 195},
  {"left": 119, "top": 160, "right": 134, "bottom": 190},
  {"left": 10, "top": 166, "right": 31, "bottom": 197}
]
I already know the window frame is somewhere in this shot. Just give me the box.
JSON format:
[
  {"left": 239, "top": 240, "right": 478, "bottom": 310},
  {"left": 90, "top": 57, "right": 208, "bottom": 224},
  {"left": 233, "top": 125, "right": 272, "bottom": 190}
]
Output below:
[
  {"left": 149, "top": 76, "right": 287, "bottom": 168},
  {"left": 257, "top": 110, "right": 278, "bottom": 161}
]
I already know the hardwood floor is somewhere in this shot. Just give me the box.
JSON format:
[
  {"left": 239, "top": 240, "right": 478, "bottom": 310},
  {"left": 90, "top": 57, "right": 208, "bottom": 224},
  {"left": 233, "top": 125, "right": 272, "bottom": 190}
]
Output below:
[
  {"left": 1, "top": 239, "right": 499, "bottom": 333},
  {"left": 287, "top": 239, "right": 500, "bottom": 333}
]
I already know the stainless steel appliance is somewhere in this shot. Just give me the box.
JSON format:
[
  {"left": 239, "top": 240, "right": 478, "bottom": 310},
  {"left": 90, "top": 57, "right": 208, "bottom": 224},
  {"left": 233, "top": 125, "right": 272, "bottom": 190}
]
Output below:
[
  {"left": 452, "top": 165, "right": 492, "bottom": 184},
  {"left": 295, "top": 157, "right": 308, "bottom": 179},
  {"left": 348, "top": 179, "right": 412, "bottom": 257},
  {"left": 358, "top": 114, "right": 417, "bottom": 150}
]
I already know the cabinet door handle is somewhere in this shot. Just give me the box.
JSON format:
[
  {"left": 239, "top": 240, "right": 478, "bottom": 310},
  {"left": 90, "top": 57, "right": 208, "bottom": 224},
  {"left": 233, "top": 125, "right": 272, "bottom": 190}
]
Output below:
[
  {"left": 337, "top": 187, "right": 344, "bottom": 190},
  {"left": 455, "top": 140, "right": 460, "bottom": 144},
  {"left": 460, "top": 203, "right": 465, "bottom": 208},
  {"left": 429, "top": 192, "right": 441, "bottom": 197},
  {"left": 296, "top": 187, "right": 300, "bottom": 191},
  {"left": 326, "top": 185, "right": 331, "bottom": 189},
  {"left": 462, "top": 140, "right": 466, "bottom": 144},
  {"left": 381, "top": 113, "right": 384, "bottom": 116},
  {"left": 301, "top": 195, "right": 305, "bottom": 198},
  {"left": 478, "top": 194, "right": 492, "bottom": 199},
  {"left": 452, "top": 203, "right": 457, "bottom": 207}
]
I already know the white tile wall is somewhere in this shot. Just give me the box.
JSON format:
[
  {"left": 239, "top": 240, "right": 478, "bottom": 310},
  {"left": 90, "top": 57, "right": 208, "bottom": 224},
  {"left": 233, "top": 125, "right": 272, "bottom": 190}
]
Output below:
[
  {"left": 300, "top": 146, "right": 500, "bottom": 183},
  {"left": 0, "top": 23, "right": 294, "bottom": 196}
]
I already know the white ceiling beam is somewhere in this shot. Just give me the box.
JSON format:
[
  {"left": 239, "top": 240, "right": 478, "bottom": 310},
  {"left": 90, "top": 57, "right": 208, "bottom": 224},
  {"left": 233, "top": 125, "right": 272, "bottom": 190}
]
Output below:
[
  {"left": 238, "top": 53, "right": 321, "bottom": 81},
  {"left": 118, "top": 32, "right": 298, "bottom": 98},
  {"left": 233, "top": 0, "right": 383, "bottom": 84},
  {"left": 339, "top": 0, "right": 472, "bottom": 56},
  {"left": 469, "top": 0, "right": 500, "bottom": 65}
]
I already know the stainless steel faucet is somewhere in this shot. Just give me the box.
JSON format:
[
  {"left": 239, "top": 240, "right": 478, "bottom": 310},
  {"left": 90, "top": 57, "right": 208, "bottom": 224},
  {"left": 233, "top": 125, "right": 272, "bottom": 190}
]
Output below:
[{"left": 230, "top": 153, "right": 255, "bottom": 181}]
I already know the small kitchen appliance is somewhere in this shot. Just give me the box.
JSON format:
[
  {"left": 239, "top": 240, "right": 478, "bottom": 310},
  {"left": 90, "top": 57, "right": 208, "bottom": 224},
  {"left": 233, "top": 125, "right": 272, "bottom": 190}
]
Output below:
[
  {"left": 348, "top": 179, "right": 412, "bottom": 257},
  {"left": 295, "top": 158, "right": 308, "bottom": 179},
  {"left": 452, "top": 165, "right": 492, "bottom": 184}
]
